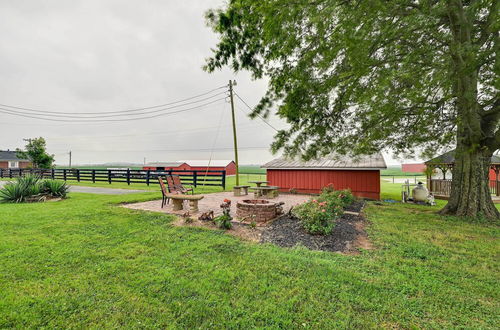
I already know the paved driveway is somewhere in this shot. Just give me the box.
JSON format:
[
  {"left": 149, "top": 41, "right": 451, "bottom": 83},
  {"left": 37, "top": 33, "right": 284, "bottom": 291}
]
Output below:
[{"left": 0, "top": 180, "right": 146, "bottom": 195}]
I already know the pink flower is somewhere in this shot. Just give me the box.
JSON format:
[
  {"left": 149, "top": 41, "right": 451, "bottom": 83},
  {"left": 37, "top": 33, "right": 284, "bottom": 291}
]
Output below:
[
  {"left": 312, "top": 199, "right": 318, "bottom": 203},
  {"left": 322, "top": 209, "right": 326, "bottom": 212}
]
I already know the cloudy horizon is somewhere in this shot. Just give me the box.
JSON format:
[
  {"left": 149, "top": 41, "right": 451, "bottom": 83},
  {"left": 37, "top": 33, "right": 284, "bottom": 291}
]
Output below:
[{"left": 0, "top": 0, "right": 407, "bottom": 166}]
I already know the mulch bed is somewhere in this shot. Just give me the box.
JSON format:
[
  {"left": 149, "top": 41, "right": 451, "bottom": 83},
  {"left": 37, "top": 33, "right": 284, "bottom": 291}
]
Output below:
[{"left": 260, "top": 200, "right": 370, "bottom": 253}]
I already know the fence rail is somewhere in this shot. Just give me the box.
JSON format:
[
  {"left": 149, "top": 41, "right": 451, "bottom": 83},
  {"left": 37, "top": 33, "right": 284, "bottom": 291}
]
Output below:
[
  {"left": 0, "top": 168, "right": 226, "bottom": 189},
  {"left": 429, "top": 179, "right": 500, "bottom": 197}
]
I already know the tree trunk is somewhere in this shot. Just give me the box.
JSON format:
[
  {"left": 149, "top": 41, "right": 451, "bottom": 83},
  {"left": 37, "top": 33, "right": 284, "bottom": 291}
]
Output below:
[
  {"left": 440, "top": 148, "right": 499, "bottom": 219},
  {"left": 440, "top": 0, "right": 500, "bottom": 220}
]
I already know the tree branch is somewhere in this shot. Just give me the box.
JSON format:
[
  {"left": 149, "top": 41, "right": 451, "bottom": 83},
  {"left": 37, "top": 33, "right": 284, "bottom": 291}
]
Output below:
[{"left": 476, "top": 0, "right": 498, "bottom": 46}]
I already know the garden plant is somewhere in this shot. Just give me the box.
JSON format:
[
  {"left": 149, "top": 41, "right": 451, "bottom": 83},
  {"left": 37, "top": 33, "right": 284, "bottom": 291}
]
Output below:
[{"left": 0, "top": 175, "right": 69, "bottom": 203}]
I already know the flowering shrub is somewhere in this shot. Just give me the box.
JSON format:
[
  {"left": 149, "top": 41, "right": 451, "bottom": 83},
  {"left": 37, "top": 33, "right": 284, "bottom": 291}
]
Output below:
[
  {"left": 292, "top": 186, "right": 355, "bottom": 235},
  {"left": 293, "top": 197, "right": 344, "bottom": 235},
  {"left": 319, "top": 186, "right": 355, "bottom": 208}
]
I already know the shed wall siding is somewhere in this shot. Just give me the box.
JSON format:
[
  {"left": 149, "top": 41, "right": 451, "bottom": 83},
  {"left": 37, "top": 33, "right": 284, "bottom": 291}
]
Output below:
[{"left": 267, "top": 169, "right": 381, "bottom": 199}]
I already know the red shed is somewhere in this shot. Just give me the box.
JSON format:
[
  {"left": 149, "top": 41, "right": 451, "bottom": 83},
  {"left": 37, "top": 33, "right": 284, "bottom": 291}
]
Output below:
[
  {"left": 182, "top": 160, "right": 237, "bottom": 176},
  {"left": 262, "top": 153, "right": 387, "bottom": 200}
]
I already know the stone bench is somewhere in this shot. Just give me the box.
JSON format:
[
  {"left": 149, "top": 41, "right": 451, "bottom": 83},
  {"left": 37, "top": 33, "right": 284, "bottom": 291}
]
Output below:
[
  {"left": 165, "top": 193, "right": 204, "bottom": 212},
  {"left": 233, "top": 185, "right": 250, "bottom": 196},
  {"left": 250, "top": 186, "right": 280, "bottom": 199}
]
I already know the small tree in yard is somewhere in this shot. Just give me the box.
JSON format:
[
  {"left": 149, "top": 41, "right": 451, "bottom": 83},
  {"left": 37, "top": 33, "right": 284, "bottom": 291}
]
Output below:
[
  {"left": 205, "top": 0, "right": 499, "bottom": 219},
  {"left": 16, "top": 137, "right": 55, "bottom": 169}
]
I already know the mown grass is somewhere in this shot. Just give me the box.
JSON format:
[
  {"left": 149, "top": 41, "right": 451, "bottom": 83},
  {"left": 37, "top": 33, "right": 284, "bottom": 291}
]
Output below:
[{"left": 0, "top": 179, "right": 499, "bottom": 327}]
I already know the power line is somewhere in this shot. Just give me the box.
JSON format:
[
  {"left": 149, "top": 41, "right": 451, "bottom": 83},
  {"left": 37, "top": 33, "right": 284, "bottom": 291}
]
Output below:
[
  {"left": 0, "top": 98, "right": 226, "bottom": 122},
  {"left": 233, "top": 92, "right": 279, "bottom": 131},
  {"left": 0, "top": 92, "right": 228, "bottom": 119},
  {"left": 0, "top": 85, "right": 228, "bottom": 115}
]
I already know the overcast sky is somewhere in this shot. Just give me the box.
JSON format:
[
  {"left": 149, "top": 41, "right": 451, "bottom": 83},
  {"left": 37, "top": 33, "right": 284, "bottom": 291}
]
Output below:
[{"left": 0, "top": 0, "right": 403, "bottom": 166}]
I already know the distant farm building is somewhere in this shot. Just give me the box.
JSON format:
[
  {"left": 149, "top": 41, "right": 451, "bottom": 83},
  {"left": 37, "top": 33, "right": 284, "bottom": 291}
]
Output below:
[
  {"left": 143, "top": 160, "right": 236, "bottom": 175},
  {"left": 0, "top": 150, "right": 32, "bottom": 169},
  {"left": 143, "top": 162, "right": 189, "bottom": 171},
  {"left": 401, "top": 163, "right": 426, "bottom": 173},
  {"left": 262, "top": 153, "right": 387, "bottom": 199}
]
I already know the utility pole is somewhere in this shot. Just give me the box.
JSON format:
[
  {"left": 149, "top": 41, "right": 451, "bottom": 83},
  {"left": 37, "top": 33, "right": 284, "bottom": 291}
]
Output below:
[
  {"left": 228, "top": 80, "right": 240, "bottom": 185},
  {"left": 69, "top": 151, "right": 72, "bottom": 168}
]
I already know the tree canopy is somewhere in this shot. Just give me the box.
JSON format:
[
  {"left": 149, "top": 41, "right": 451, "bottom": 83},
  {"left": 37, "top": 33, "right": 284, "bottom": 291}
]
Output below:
[
  {"left": 16, "top": 137, "right": 55, "bottom": 169},
  {"left": 205, "top": 0, "right": 498, "bottom": 160}
]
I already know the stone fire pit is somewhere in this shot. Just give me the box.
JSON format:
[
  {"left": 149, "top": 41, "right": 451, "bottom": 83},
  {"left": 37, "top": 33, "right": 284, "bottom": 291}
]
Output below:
[{"left": 236, "top": 199, "right": 280, "bottom": 223}]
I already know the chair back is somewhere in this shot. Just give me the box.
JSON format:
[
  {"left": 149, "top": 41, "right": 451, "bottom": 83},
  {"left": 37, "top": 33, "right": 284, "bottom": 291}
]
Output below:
[
  {"left": 158, "top": 177, "right": 168, "bottom": 195},
  {"left": 172, "top": 175, "right": 183, "bottom": 188},
  {"left": 165, "top": 175, "right": 179, "bottom": 193}
]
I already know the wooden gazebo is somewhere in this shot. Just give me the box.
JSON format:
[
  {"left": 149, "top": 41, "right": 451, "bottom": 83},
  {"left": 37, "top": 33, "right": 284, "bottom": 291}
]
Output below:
[{"left": 425, "top": 151, "right": 500, "bottom": 200}]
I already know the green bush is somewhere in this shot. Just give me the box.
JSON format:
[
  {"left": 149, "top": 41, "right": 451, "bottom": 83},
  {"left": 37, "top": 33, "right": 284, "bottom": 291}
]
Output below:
[
  {"left": 0, "top": 174, "right": 43, "bottom": 203},
  {"left": 42, "top": 180, "right": 69, "bottom": 198},
  {"left": 293, "top": 200, "right": 339, "bottom": 235},
  {"left": 293, "top": 186, "right": 354, "bottom": 235},
  {"left": 0, "top": 175, "right": 68, "bottom": 203},
  {"left": 213, "top": 215, "right": 232, "bottom": 230}
]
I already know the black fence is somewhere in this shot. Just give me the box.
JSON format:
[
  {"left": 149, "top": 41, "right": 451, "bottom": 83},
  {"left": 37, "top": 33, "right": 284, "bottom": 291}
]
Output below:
[{"left": 0, "top": 168, "right": 226, "bottom": 189}]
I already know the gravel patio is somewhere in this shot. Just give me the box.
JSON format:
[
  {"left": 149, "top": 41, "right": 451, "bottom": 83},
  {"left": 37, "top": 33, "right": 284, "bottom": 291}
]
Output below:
[{"left": 122, "top": 191, "right": 310, "bottom": 218}]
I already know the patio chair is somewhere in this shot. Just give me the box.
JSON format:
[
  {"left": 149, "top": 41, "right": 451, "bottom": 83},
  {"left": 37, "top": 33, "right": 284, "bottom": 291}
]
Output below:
[
  {"left": 158, "top": 177, "right": 170, "bottom": 208},
  {"left": 171, "top": 175, "right": 194, "bottom": 195}
]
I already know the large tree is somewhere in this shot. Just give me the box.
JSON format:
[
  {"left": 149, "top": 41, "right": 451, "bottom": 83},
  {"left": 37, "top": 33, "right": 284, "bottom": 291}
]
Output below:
[
  {"left": 205, "top": 0, "right": 499, "bottom": 219},
  {"left": 16, "top": 137, "right": 55, "bottom": 169}
]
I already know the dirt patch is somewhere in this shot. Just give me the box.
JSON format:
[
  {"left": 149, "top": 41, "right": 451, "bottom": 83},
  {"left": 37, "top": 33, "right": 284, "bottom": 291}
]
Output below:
[
  {"left": 344, "top": 199, "right": 366, "bottom": 213},
  {"left": 152, "top": 198, "right": 373, "bottom": 254},
  {"left": 260, "top": 200, "right": 373, "bottom": 253}
]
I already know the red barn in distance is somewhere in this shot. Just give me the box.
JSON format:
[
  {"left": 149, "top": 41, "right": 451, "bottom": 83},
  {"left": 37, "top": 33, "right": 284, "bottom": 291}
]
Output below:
[
  {"left": 143, "top": 160, "right": 236, "bottom": 175},
  {"left": 401, "top": 163, "right": 426, "bottom": 173},
  {"left": 262, "top": 153, "right": 387, "bottom": 200}
]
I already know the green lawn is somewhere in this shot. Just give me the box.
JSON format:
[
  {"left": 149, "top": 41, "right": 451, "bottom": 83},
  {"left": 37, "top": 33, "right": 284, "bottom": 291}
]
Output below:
[{"left": 0, "top": 180, "right": 498, "bottom": 327}]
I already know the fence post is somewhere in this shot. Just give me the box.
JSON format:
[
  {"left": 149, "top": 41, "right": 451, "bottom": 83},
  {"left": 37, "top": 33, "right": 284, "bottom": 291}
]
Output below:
[
  {"left": 9, "top": 169, "right": 12, "bottom": 178},
  {"left": 222, "top": 170, "right": 226, "bottom": 189},
  {"left": 51, "top": 168, "right": 55, "bottom": 179},
  {"left": 146, "top": 170, "right": 150, "bottom": 186},
  {"left": 63, "top": 169, "right": 66, "bottom": 181},
  {"left": 193, "top": 171, "right": 198, "bottom": 188},
  {"left": 0, "top": 168, "right": 2, "bottom": 178},
  {"left": 127, "top": 169, "right": 131, "bottom": 185},
  {"left": 77, "top": 169, "right": 80, "bottom": 182},
  {"left": 108, "top": 170, "right": 112, "bottom": 184},
  {"left": 19, "top": 168, "right": 23, "bottom": 178},
  {"left": 92, "top": 170, "right": 96, "bottom": 183}
]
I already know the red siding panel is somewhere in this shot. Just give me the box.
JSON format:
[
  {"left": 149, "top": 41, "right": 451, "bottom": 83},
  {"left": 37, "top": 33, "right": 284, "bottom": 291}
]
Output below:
[{"left": 267, "top": 169, "right": 381, "bottom": 200}]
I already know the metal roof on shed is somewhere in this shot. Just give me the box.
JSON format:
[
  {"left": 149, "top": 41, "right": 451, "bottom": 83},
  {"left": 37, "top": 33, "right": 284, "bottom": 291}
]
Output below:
[
  {"left": 261, "top": 153, "right": 387, "bottom": 170},
  {"left": 0, "top": 150, "right": 29, "bottom": 162}
]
